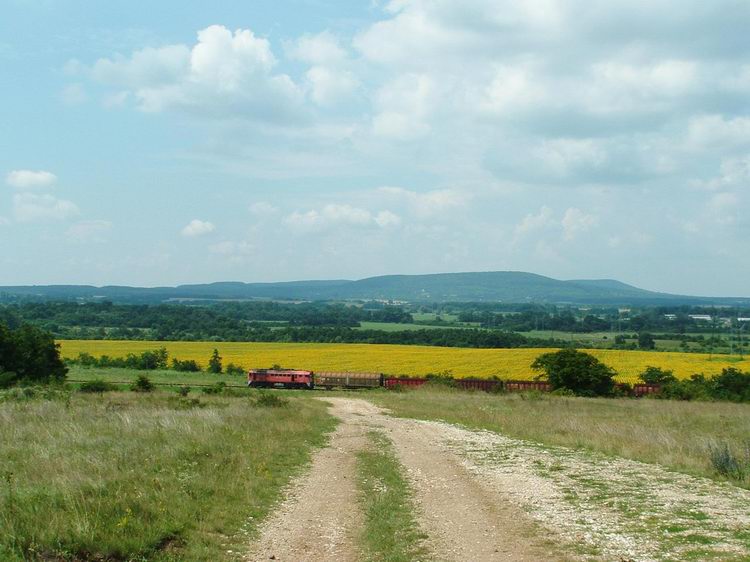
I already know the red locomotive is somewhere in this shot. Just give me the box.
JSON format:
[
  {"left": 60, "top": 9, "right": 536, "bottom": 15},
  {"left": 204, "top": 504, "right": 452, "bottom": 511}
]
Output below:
[{"left": 247, "top": 368, "right": 314, "bottom": 389}]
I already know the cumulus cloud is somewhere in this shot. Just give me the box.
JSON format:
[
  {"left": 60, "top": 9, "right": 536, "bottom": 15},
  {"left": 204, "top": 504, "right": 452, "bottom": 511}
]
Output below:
[
  {"left": 66, "top": 220, "right": 113, "bottom": 242},
  {"left": 88, "top": 25, "right": 303, "bottom": 122},
  {"left": 181, "top": 219, "right": 215, "bottom": 237},
  {"left": 6, "top": 170, "right": 57, "bottom": 189},
  {"left": 562, "top": 207, "right": 599, "bottom": 240},
  {"left": 378, "top": 186, "right": 468, "bottom": 218},
  {"left": 249, "top": 201, "right": 279, "bottom": 216},
  {"left": 209, "top": 240, "right": 254, "bottom": 256},
  {"left": 287, "top": 31, "right": 358, "bottom": 106},
  {"left": 514, "top": 206, "right": 555, "bottom": 237},
  {"left": 61, "top": 83, "right": 88, "bottom": 105},
  {"left": 13, "top": 193, "right": 79, "bottom": 222},
  {"left": 283, "top": 204, "right": 400, "bottom": 232}
]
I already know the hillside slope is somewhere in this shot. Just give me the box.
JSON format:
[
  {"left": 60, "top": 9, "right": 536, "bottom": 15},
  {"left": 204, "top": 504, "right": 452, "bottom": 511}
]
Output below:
[{"left": 1, "top": 271, "right": 746, "bottom": 304}]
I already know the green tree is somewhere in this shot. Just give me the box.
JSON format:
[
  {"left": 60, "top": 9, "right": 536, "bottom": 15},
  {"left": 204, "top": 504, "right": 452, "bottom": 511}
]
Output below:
[
  {"left": 0, "top": 323, "right": 67, "bottom": 387},
  {"left": 208, "top": 348, "right": 223, "bottom": 374},
  {"left": 531, "top": 348, "right": 616, "bottom": 397},
  {"left": 639, "top": 366, "right": 676, "bottom": 385},
  {"left": 638, "top": 332, "right": 656, "bottom": 350}
]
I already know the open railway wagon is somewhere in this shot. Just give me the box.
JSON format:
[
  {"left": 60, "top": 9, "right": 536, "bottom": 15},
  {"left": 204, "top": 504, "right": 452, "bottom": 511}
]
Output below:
[{"left": 315, "top": 371, "right": 383, "bottom": 390}]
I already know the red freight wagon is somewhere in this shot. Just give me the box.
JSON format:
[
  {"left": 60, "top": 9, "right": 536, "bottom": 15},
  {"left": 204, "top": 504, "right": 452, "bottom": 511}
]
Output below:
[{"left": 247, "top": 369, "right": 314, "bottom": 389}]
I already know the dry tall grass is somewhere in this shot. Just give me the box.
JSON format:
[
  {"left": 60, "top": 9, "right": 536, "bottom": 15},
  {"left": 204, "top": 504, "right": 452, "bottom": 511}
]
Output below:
[{"left": 0, "top": 389, "right": 334, "bottom": 561}]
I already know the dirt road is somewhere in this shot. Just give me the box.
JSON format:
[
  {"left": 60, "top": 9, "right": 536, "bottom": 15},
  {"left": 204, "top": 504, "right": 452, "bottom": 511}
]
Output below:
[
  {"left": 247, "top": 397, "right": 569, "bottom": 561},
  {"left": 247, "top": 398, "right": 750, "bottom": 562}
]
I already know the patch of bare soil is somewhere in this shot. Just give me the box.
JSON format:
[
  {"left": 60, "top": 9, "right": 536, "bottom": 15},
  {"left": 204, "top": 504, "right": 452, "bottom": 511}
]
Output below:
[{"left": 244, "top": 410, "right": 366, "bottom": 562}]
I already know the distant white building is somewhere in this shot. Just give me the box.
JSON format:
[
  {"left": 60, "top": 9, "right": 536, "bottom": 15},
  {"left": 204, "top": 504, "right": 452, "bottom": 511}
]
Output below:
[{"left": 689, "top": 314, "right": 713, "bottom": 321}]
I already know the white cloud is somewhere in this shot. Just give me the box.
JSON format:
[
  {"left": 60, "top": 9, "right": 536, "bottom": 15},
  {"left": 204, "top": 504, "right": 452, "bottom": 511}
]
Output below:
[
  {"left": 283, "top": 204, "right": 400, "bottom": 232},
  {"left": 372, "top": 74, "right": 434, "bottom": 138},
  {"left": 88, "top": 25, "right": 303, "bottom": 122},
  {"left": 561, "top": 207, "right": 599, "bottom": 240},
  {"left": 181, "top": 219, "right": 215, "bottom": 237},
  {"left": 687, "top": 115, "right": 750, "bottom": 149},
  {"left": 13, "top": 193, "right": 79, "bottom": 222},
  {"left": 6, "top": 170, "right": 57, "bottom": 189},
  {"left": 287, "top": 31, "right": 348, "bottom": 66},
  {"left": 66, "top": 220, "right": 112, "bottom": 242},
  {"left": 534, "top": 138, "right": 607, "bottom": 177},
  {"left": 514, "top": 206, "right": 555, "bottom": 237},
  {"left": 374, "top": 210, "right": 402, "bottom": 228},
  {"left": 306, "top": 66, "right": 358, "bottom": 106},
  {"left": 378, "top": 186, "right": 468, "bottom": 218},
  {"left": 61, "top": 83, "right": 88, "bottom": 105},
  {"left": 249, "top": 201, "right": 279, "bottom": 216},
  {"left": 209, "top": 240, "right": 254, "bottom": 256},
  {"left": 288, "top": 32, "right": 358, "bottom": 105}
]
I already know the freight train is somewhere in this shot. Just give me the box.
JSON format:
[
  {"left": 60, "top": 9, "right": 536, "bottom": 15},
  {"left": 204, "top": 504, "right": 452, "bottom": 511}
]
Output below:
[
  {"left": 246, "top": 368, "right": 662, "bottom": 396},
  {"left": 247, "top": 369, "right": 383, "bottom": 390}
]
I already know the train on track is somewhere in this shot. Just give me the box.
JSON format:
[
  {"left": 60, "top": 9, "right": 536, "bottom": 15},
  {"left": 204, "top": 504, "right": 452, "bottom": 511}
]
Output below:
[{"left": 246, "top": 368, "right": 661, "bottom": 395}]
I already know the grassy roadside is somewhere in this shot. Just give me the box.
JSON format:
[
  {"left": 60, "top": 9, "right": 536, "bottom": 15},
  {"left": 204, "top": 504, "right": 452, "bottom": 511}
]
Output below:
[
  {"left": 66, "top": 364, "right": 248, "bottom": 387},
  {"left": 368, "top": 387, "right": 750, "bottom": 486},
  {"left": 356, "top": 431, "right": 427, "bottom": 562},
  {"left": 0, "top": 388, "right": 336, "bottom": 561}
]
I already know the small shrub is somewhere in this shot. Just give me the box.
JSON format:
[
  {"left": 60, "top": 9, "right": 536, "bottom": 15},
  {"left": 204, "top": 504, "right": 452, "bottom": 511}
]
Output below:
[
  {"left": 255, "top": 392, "right": 288, "bottom": 408},
  {"left": 550, "top": 387, "right": 576, "bottom": 397},
  {"left": 424, "top": 370, "right": 456, "bottom": 388},
  {"left": 178, "top": 385, "right": 190, "bottom": 397},
  {"left": 201, "top": 382, "right": 227, "bottom": 395},
  {"left": 0, "top": 372, "right": 17, "bottom": 389},
  {"left": 168, "top": 397, "right": 206, "bottom": 410},
  {"left": 172, "top": 358, "right": 202, "bottom": 372},
  {"left": 79, "top": 379, "right": 116, "bottom": 393},
  {"left": 708, "top": 441, "right": 749, "bottom": 482},
  {"left": 131, "top": 374, "right": 154, "bottom": 393},
  {"left": 225, "top": 363, "right": 245, "bottom": 376}
]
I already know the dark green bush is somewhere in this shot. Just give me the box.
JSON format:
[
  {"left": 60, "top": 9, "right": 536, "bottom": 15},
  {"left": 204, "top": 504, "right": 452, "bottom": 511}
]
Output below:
[
  {"left": 531, "top": 348, "right": 616, "bottom": 397},
  {"left": 639, "top": 366, "right": 677, "bottom": 385},
  {"left": 131, "top": 374, "right": 154, "bottom": 393},
  {"left": 225, "top": 363, "right": 245, "bottom": 376},
  {"left": 0, "top": 323, "right": 67, "bottom": 386},
  {"left": 171, "top": 358, "right": 201, "bottom": 372}
]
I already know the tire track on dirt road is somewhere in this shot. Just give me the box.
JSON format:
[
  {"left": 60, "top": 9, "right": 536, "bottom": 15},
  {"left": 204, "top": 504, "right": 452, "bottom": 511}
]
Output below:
[{"left": 246, "top": 397, "right": 572, "bottom": 562}]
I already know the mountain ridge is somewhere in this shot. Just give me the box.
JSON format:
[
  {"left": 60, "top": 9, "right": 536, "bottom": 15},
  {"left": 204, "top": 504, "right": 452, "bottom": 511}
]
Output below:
[{"left": 1, "top": 271, "right": 747, "bottom": 305}]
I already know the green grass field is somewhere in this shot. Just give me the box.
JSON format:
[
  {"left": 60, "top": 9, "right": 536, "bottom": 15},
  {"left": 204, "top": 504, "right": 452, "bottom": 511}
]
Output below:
[
  {"left": 66, "top": 365, "right": 247, "bottom": 388},
  {"left": 0, "top": 387, "right": 335, "bottom": 561},
  {"left": 369, "top": 387, "right": 750, "bottom": 487}
]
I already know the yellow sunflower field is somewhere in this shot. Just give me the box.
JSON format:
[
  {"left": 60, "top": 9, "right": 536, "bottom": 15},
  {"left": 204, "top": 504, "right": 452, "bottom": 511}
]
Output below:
[{"left": 58, "top": 340, "right": 750, "bottom": 383}]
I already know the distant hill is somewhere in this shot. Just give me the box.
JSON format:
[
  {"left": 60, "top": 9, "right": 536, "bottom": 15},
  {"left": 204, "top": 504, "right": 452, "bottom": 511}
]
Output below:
[{"left": 1, "top": 271, "right": 747, "bottom": 305}]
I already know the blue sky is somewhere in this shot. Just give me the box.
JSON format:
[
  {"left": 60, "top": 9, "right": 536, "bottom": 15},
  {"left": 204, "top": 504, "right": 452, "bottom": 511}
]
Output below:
[{"left": 1, "top": 0, "right": 749, "bottom": 295}]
